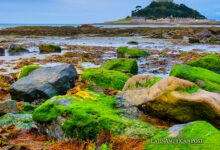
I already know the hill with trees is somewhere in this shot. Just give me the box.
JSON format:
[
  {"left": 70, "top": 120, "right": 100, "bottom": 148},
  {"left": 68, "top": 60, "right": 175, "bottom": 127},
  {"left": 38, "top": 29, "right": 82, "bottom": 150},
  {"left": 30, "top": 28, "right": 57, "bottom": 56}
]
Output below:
[{"left": 132, "top": 2, "right": 206, "bottom": 19}]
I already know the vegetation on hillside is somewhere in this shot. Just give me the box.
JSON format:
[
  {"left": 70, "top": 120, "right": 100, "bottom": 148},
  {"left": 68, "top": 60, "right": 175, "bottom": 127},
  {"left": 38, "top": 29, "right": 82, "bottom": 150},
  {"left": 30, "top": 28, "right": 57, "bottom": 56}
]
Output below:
[{"left": 132, "top": 2, "right": 206, "bottom": 19}]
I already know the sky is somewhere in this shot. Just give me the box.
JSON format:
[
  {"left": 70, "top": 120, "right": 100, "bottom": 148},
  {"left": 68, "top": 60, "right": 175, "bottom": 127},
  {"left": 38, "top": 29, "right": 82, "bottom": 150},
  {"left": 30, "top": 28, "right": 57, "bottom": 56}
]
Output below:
[{"left": 0, "top": 0, "right": 219, "bottom": 24}]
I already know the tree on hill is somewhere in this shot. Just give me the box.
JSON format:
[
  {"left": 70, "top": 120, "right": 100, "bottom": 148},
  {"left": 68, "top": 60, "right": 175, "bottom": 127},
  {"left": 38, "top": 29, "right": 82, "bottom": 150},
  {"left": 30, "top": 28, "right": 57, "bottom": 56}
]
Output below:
[{"left": 132, "top": 2, "right": 206, "bottom": 19}]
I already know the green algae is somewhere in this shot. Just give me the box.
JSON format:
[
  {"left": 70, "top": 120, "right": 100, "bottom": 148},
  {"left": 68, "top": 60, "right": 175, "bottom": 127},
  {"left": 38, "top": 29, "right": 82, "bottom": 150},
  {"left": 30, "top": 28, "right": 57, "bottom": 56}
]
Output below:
[
  {"left": 8, "top": 46, "right": 28, "bottom": 52},
  {"left": 20, "top": 102, "right": 39, "bottom": 114},
  {"left": 170, "top": 64, "right": 220, "bottom": 92},
  {"left": 39, "top": 44, "right": 61, "bottom": 53},
  {"left": 145, "top": 121, "right": 220, "bottom": 150},
  {"left": 144, "top": 77, "right": 163, "bottom": 88},
  {"left": 81, "top": 68, "right": 132, "bottom": 90},
  {"left": 178, "top": 85, "right": 200, "bottom": 94},
  {"left": 187, "top": 54, "right": 220, "bottom": 71},
  {"left": 18, "top": 65, "right": 42, "bottom": 79},
  {"left": 127, "top": 41, "right": 139, "bottom": 45},
  {"left": 0, "top": 113, "right": 35, "bottom": 129},
  {"left": 100, "top": 58, "right": 138, "bottom": 75},
  {"left": 33, "top": 92, "right": 161, "bottom": 140},
  {"left": 117, "top": 47, "right": 149, "bottom": 58}
]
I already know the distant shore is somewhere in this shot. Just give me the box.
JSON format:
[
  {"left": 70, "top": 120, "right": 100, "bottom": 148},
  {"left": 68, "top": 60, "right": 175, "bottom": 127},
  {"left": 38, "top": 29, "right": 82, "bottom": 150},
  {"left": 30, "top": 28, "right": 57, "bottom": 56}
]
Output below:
[
  {"left": 93, "top": 22, "right": 220, "bottom": 26},
  {"left": 0, "top": 25, "right": 219, "bottom": 37}
]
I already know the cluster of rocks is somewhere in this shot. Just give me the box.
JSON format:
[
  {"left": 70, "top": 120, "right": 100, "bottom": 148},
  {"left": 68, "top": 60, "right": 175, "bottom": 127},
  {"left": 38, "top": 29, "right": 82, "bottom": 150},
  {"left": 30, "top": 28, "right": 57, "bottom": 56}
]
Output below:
[{"left": 0, "top": 51, "right": 219, "bottom": 149}]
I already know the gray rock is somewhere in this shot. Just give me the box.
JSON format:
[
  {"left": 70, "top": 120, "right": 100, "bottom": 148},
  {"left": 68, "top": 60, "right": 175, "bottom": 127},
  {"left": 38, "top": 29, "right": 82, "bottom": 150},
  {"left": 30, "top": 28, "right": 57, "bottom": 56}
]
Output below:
[
  {"left": 8, "top": 43, "right": 28, "bottom": 52},
  {"left": 9, "top": 64, "right": 78, "bottom": 102},
  {"left": 0, "top": 100, "right": 20, "bottom": 115},
  {"left": 202, "top": 30, "right": 212, "bottom": 38},
  {"left": 0, "top": 47, "right": 4, "bottom": 56},
  {"left": 9, "top": 43, "right": 19, "bottom": 50},
  {"left": 36, "top": 115, "right": 69, "bottom": 141}
]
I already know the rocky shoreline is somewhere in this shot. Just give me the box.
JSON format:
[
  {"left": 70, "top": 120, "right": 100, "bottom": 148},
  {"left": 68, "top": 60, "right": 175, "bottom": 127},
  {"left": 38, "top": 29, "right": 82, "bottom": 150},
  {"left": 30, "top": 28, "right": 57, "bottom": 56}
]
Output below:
[{"left": 0, "top": 25, "right": 219, "bottom": 150}]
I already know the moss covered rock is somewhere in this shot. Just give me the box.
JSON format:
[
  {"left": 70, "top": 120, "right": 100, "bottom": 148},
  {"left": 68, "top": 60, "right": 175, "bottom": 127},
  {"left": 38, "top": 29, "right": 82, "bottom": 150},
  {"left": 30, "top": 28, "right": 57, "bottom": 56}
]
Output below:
[
  {"left": 8, "top": 44, "right": 28, "bottom": 53},
  {"left": 170, "top": 64, "right": 220, "bottom": 92},
  {"left": 100, "top": 59, "right": 138, "bottom": 75},
  {"left": 122, "top": 77, "right": 220, "bottom": 127},
  {"left": 33, "top": 90, "right": 161, "bottom": 141},
  {"left": 187, "top": 54, "right": 220, "bottom": 72},
  {"left": 0, "top": 113, "right": 35, "bottom": 129},
  {"left": 145, "top": 121, "right": 220, "bottom": 150},
  {"left": 117, "top": 47, "right": 149, "bottom": 58},
  {"left": 18, "top": 65, "right": 42, "bottom": 79},
  {"left": 81, "top": 68, "right": 132, "bottom": 90},
  {"left": 39, "top": 44, "right": 61, "bottom": 53},
  {"left": 122, "top": 74, "right": 162, "bottom": 91}
]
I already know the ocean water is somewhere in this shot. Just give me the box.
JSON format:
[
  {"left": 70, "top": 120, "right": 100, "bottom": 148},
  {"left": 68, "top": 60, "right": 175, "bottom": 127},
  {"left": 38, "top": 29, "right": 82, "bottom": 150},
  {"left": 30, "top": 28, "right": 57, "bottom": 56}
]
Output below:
[{"left": 0, "top": 23, "right": 219, "bottom": 29}]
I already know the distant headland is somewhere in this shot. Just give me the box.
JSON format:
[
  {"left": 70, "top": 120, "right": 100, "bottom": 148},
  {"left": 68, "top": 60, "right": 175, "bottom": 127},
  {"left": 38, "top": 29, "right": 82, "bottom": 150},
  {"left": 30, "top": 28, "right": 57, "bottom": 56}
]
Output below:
[{"left": 103, "top": 0, "right": 220, "bottom": 25}]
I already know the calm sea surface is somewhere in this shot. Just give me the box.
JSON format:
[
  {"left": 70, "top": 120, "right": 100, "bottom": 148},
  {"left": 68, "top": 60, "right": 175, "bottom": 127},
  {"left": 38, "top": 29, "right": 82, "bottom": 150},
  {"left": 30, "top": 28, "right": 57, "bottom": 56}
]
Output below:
[{"left": 0, "top": 23, "right": 219, "bottom": 29}]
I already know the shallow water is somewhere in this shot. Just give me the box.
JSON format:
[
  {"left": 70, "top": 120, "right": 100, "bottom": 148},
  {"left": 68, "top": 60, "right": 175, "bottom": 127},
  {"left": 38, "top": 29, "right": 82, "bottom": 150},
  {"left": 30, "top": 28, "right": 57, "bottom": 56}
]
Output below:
[
  {"left": 0, "top": 36, "right": 219, "bottom": 76},
  {"left": 0, "top": 23, "right": 219, "bottom": 29}
]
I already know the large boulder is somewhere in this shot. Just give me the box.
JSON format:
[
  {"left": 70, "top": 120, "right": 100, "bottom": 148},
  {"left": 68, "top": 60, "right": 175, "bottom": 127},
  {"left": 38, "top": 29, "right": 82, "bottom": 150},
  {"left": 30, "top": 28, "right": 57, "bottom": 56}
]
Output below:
[
  {"left": 170, "top": 64, "right": 220, "bottom": 92},
  {"left": 121, "top": 77, "right": 220, "bottom": 127},
  {"left": 9, "top": 64, "right": 77, "bottom": 102},
  {"left": 145, "top": 121, "right": 220, "bottom": 150},
  {"left": 122, "top": 75, "right": 162, "bottom": 91},
  {"left": 100, "top": 58, "right": 138, "bottom": 75},
  {"left": 187, "top": 54, "right": 220, "bottom": 72},
  {"left": 117, "top": 47, "right": 149, "bottom": 58},
  {"left": 33, "top": 90, "right": 161, "bottom": 141},
  {"left": 0, "top": 100, "right": 20, "bottom": 115},
  {"left": 81, "top": 68, "right": 132, "bottom": 90}
]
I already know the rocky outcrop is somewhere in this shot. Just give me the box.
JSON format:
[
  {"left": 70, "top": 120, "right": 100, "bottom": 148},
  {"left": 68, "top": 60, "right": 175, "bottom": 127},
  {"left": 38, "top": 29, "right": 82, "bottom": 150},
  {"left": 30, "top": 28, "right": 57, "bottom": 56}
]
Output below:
[
  {"left": 121, "top": 77, "right": 220, "bottom": 127},
  {"left": 9, "top": 64, "right": 77, "bottom": 102},
  {"left": 0, "top": 100, "right": 19, "bottom": 115}
]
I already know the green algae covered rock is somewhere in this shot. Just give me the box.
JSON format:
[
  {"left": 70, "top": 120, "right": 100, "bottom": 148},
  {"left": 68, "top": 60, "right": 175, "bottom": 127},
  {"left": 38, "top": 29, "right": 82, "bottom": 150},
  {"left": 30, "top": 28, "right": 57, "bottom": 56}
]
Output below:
[
  {"left": 122, "top": 74, "right": 162, "bottom": 91},
  {"left": 117, "top": 47, "right": 149, "bottom": 58},
  {"left": 0, "top": 113, "right": 35, "bottom": 129},
  {"left": 122, "top": 76, "right": 220, "bottom": 126},
  {"left": 39, "top": 44, "right": 61, "bottom": 53},
  {"left": 8, "top": 44, "right": 28, "bottom": 53},
  {"left": 33, "top": 91, "right": 161, "bottom": 141},
  {"left": 145, "top": 121, "right": 220, "bottom": 150},
  {"left": 81, "top": 68, "right": 132, "bottom": 90},
  {"left": 187, "top": 54, "right": 220, "bottom": 72},
  {"left": 170, "top": 64, "right": 220, "bottom": 92},
  {"left": 100, "top": 59, "right": 138, "bottom": 75},
  {"left": 18, "top": 65, "right": 42, "bottom": 79}
]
